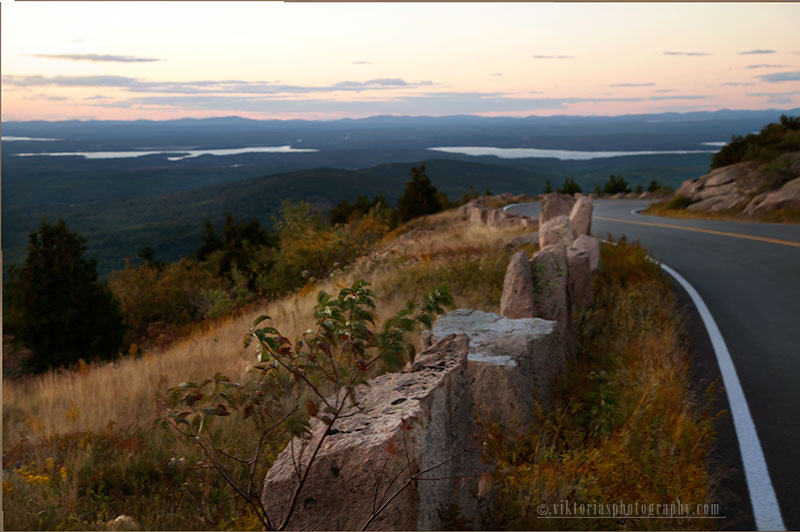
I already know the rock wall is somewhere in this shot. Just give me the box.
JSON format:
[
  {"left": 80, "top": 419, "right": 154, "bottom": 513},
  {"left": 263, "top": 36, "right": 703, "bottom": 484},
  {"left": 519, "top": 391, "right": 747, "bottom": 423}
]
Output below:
[
  {"left": 673, "top": 154, "right": 800, "bottom": 215},
  {"left": 458, "top": 193, "right": 537, "bottom": 229},
  {"left": 261, "top": 194, "right": 601, "bottom": 530}
]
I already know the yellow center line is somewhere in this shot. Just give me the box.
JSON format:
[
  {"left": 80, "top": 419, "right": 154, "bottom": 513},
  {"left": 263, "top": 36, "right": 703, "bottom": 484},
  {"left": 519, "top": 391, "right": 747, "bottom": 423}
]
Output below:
[{"left": 594, "top": 216, "right": 800, "bottom": 248}]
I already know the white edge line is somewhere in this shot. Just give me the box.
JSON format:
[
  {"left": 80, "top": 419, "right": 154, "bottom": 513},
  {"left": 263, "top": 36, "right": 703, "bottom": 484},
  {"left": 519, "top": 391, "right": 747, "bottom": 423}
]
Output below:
[
  {"left": 502, "top": 202, "right": 524, "bottom": 212},
  {"left": 658, "top": 262, "right": 785, "bottom": 531}
]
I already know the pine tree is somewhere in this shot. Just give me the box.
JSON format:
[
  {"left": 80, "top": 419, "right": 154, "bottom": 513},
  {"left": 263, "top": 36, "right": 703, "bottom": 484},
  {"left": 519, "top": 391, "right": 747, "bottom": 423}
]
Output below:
[
  {"left": 3, "top": 219, "right": 125, "bottom": 372},
  {"left": 396, "top": 165, "right": 443, "bottom": 223}
]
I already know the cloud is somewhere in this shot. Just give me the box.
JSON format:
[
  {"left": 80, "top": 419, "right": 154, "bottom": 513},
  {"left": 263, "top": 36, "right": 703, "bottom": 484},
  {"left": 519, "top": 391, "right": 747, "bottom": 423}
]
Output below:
[
  {"left": 84, "top": 95, "right": 112, "bottom": 100},
  {"left": 747, "top": 64, "right": 790, "bottom": 69},
  {"left": 24, "top": 93, "right": 68, "bottom": 102},
  {"left": 353, "top": 61, "right": 371, "bottom": 65},
  {"left": 663, "top": 51, "right": 710, "bottom": 57},
  {"left": 653, "top": 89, "right": 676, "bottom": 93},
  {"left": 758, "top": 71, "right": 800, "bottom": 83},
  {"left": 32, "top": 53, "right": 161, "bottom": 63},
  {"left": 747, "top": 91, "right": 800, "bottom": 104},
  {"left": 1, "top": 74, "right": 435, "bottom": 94},
  {"left": 649, "top": 94, "right": 711, "bottom": 101},
  {"left": 610, "top": 83, "right": 655, "bottom": 88},
  {"left": 739, "top": 49, "right": 775, "bottom": 55},
  {"left": 492, "top": 73, "right": 503, "bottom": 77},
  {"left": 532, "top": 54, "right": 574, "bottom": 59},
  {"left": 723, "top": 82, "right": 755, "bottom": 86}
]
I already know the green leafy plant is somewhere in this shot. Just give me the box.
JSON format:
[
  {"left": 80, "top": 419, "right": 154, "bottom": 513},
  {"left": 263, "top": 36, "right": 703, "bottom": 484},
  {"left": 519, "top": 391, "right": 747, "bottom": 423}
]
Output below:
[{"left": 157, "top": 280, "right": 453, "bottom": 530}]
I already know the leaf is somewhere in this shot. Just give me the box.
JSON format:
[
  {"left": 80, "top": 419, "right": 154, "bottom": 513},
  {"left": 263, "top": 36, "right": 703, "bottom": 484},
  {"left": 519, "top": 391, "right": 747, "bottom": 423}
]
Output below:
[
  {"left": 306, "top": 399, "right": 318, "bottom": 418},
  {"left": 253, "top": 315, "right": 271, "bottom": 327},
  {"left": 478, "top": 472, "right": 493, "bottom": 498}
]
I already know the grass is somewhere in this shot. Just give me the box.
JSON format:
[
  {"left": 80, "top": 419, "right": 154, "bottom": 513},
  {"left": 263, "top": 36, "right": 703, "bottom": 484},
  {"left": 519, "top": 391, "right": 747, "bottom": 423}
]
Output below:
[
  {"left": 487, "top": 238, "right": 719, "bottom": 530},
  {"left": 644, "top": 200, "right": 800, "bottom": 224},
  {"left": 2, "top": 209, "right": 534, "bottom": 530},
  {"left": 2, "top": 215, "right": 718, "bottom": 531}
]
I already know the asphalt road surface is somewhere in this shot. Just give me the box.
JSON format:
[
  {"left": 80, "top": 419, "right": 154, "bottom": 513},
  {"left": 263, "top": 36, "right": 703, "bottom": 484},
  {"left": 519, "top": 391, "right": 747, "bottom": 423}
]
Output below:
[{"left": 506, "top": 200, "right": 800, "bottom": 531}]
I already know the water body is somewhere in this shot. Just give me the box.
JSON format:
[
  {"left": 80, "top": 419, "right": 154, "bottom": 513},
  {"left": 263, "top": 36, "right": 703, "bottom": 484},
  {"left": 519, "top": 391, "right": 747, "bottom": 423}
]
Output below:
[
  {"left": 428, "top": 146, "right": 717, "bottom": 160},
  {"left": 701, "top": 141, "right": 728, "bottom": 147},
  {"left": 2, "top": 136, "right": 61, "bottom": 141},
  {"left": 14, "top": 145, "right": 319, "bottom": 160}
]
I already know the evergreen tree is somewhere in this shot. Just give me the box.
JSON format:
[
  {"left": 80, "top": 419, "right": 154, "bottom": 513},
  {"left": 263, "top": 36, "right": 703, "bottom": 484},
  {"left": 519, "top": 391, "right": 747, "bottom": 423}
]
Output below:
[
  {"left": 544, "top": 180, "right": 553, "bottom": 194},
  {"left": 396, "top": 165, "right": 443, "bottom": 223},
  {"left": 556, "top": 177, "right": 582, "bottom": 195},
  {"left": 3, "top": 219, "right": 125, "bottom": 373},
  {"left": 197, "top": 218, "right": 223, "bottom": 260}
]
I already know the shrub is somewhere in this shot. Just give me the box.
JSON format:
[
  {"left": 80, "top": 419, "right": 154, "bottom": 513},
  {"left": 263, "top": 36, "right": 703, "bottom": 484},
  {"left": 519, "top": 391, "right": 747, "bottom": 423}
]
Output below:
[
  {"left": 158, "top": 280, "right": 453, "bottom": 529},
  {"left": 665, "top": 195, "right": 695, "bottom": 210},
  {"left": 711, "top": 114, "right": 800, "bottom": 169},
  {"left": 108, "top": 258, "right": 226, "bottom": 347}
]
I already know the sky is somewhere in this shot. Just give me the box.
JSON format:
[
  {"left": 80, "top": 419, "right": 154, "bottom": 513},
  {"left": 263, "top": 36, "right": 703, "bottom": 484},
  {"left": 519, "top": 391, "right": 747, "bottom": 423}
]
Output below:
[{"left": 2, "top": 1, "right": 800, "bottom": 121}]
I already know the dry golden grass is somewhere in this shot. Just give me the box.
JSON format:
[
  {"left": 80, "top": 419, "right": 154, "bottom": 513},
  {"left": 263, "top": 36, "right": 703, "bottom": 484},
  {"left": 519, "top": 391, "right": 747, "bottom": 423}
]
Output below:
[
  {"left": 644, "top": 201, "right": 800, "bottom": 224},
  {"left": 489, "top": 239, "right": 718, "bottom": 530},
  {"left": 3, "top": 210, "right": 532, "bottom": 448}
]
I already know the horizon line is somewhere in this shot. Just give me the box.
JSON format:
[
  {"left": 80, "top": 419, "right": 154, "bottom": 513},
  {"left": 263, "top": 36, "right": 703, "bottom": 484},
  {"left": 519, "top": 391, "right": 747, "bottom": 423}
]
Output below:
[{"left": 4, "top": 106, "right": 800, "bottom": 124}]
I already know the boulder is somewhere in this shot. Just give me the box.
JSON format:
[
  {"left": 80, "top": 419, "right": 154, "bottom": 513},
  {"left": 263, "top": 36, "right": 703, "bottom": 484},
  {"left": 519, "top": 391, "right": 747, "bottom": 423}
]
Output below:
[
  {"left": 432, "top": 309, "right": 567, "bottom": 430},
  {"left": 262, "top": 335, "right": 482, "bottom": 531},
  {"left": 499, "top": 251, "right": 536, "bottom": 319},
  {"left": 743, "top": 177, "right": 800, "bottom": 217},
  {"left": 457, "top": 201, "right": 475, "bottom": 220},
  {"left": 686, "top": 194, "right": 744, "bottom": 213},
  {"left": 674, "top": 162, "right": 761, "bottom": 213},
  {"left": 506, "top": 233, "right": 538, "bottom": 249},
  {"left": 566, "top": 247, "right": 593, "bottom": 311},
  {"left": 530, "top": 245, "right": 569, "bottom": 330},
  {"left": 468, "top": 206, "right": 490, "bottom": 225},
  {"left": 486, "top": 208, "right": 511, "bottom": 226},
  {"left": 572, "top": 234, "right": 601, "bottom": 271},
  {"left": 568, "top": 196, "right": 593, "bottom": 236},
  {"left": 539, "top": 193, "right": 576, "bottom": 225},
  {"left": 538, "top": 215, "right": 577, "bottom": 249}
]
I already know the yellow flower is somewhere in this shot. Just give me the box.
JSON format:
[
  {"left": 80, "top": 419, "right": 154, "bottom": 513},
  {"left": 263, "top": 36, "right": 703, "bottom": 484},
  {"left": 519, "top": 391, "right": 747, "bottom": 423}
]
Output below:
[
  {"left": 66, "top": 406, "right": 80, "bottom": 422},
  {"left": 2, "top": 481, "right": 14, "bottom": 493},
  {"left": 45, "top": 457, "right": 55, "bottom": 471},
  {"left": 60, "top": 466, "right": 68, "bottom": 480}
]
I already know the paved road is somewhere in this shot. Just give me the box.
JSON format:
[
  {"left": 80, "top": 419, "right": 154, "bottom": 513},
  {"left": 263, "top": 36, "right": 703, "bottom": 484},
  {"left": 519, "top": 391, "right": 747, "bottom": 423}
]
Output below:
[{"left": 507, "top": 200, "right": 800, "bottom": 530}]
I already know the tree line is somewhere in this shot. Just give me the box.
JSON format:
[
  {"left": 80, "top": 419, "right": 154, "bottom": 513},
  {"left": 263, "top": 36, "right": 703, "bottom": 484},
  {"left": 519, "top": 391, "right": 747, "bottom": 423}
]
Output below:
[{"left": 2, "top": 166, "right": 459, "bottom": 374}]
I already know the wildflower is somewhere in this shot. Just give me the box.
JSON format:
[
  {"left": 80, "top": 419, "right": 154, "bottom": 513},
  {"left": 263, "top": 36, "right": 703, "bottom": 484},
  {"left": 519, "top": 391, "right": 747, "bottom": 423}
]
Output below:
[
  {"left": 66, "top": 406, "right": 80, "bottom": 422},
  {"left": 45, "top": 457, "right": 55, "bottom": 471},
  {"left": 60, "top": 466, "right": 68, "bottom": 480},
  {"left": 2, "top": 481, "right": 14, "bottom": 493}
]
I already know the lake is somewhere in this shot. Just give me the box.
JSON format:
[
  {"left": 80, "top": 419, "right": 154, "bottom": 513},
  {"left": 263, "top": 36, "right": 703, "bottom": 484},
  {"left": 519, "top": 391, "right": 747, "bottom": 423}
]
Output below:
[
  {"left": 428, "top": 146, "right": 718, "bottom": 160},
  {"left": 13, "top": 145, "right": 319, "bottom": 160}
]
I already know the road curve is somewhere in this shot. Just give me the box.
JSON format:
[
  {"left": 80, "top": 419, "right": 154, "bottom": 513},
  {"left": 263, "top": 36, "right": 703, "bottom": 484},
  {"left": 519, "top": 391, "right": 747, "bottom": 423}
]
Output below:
[{"left": 506, "top": 200, "right": 800, "bottom": 531}]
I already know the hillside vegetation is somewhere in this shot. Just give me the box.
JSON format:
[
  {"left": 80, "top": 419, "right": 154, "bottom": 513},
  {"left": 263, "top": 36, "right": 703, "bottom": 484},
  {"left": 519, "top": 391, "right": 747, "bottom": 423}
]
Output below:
[
  {"left": 3, "top": 198, "right": 718, "bottom": 530},
  {"left": 2, "top": 208, "right": 530, "bottom": 529}
]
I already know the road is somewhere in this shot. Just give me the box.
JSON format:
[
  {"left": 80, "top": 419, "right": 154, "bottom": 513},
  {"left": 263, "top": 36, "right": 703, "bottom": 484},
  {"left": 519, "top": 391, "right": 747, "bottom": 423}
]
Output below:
[{"left": 506, "top": 200, "right": 800, "bottom": 531}]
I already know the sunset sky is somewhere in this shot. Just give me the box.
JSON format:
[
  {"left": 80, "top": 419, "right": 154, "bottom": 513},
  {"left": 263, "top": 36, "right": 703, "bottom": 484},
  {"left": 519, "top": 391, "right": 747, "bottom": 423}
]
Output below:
[{"left": 2, "top": 1, "right": 800, "bottom": 121}]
